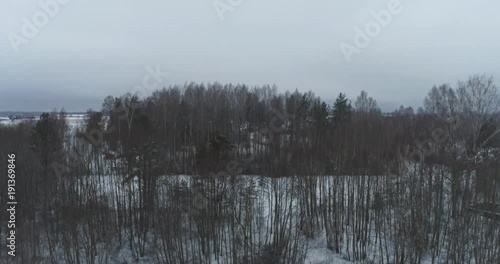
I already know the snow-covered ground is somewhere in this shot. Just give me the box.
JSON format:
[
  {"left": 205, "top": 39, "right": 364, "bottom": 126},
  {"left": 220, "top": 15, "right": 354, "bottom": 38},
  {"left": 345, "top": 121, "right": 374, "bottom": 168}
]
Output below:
[
  {"left": 9, "top": 174, "right": 372, "bottom": 263},
  {"left": 0, "top": 115, "right": 84, "bottom": 131},
  {"left": 52, "top": 174, "right": 425, "bottom": 263},
  {"left": 2, "top": 168, "right": 498, "bottom": 263}
]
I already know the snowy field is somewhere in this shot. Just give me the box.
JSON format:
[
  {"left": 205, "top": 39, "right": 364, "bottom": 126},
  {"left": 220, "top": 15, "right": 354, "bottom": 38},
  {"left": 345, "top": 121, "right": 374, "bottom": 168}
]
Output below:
[
  {"left": 63, "top": 175, "right": 356, "bottom": 263},
  {"left": 0, "top": 115, "right": 85, "bottom": 131},
  {"left": 46, "top": 174, "right": 448, "bottom": 264},
  {"left": 0, "top": 165, "right": 498, "bottom": 262}
]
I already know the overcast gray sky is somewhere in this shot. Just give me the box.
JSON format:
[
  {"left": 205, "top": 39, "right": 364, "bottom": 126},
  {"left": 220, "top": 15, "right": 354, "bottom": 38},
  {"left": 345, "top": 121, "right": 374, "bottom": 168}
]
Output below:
[{"left": 1, "top": 0, "right": 499, "bottom": 112}]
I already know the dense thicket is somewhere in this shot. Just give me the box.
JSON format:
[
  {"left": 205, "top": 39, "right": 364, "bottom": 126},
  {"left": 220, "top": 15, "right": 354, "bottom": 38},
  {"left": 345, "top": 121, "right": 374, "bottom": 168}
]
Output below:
[{"left": 1, "top": 74, "right": 499, "bottom": 263}]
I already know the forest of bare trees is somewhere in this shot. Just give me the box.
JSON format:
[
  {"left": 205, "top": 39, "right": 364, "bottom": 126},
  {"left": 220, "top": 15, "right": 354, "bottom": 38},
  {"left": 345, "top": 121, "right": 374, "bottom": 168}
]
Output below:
[{"left": 1, "top": 74, "right": 499, "bottom": 263}]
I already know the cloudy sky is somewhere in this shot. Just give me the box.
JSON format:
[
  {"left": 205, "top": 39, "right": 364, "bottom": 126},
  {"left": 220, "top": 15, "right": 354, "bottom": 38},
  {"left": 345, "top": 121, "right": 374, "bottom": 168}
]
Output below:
[{"left": 1, "top": 0, "right": 499, "bottom": 112}]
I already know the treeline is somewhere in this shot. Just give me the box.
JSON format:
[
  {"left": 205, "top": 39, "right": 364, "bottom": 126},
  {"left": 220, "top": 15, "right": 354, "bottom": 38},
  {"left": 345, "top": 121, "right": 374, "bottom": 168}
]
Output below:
[{"left": 0, "top": 74, "right": 499, "bottom": 263}]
